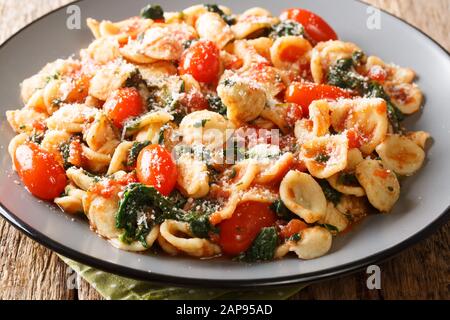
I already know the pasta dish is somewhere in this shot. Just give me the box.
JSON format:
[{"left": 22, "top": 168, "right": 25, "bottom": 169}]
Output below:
[{"left": 6, "top": 4, "right": 429, "bottom": 261}]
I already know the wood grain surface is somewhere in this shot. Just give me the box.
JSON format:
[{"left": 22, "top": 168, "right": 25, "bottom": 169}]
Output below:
[{"left": 0, "top": 0, "right": 448, "bottom": 300}]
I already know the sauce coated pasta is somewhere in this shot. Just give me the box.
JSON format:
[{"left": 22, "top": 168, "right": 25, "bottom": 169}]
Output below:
[{"left": 6, "top": 4, "right": 429, "bottom": 262}]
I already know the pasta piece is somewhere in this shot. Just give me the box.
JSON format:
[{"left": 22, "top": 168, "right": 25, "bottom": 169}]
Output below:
[
  {"left": 40, "top": 130, "right": 71, "bottom": 164},
  {"left": 139, "top": 23, "right": 197, "bottom": 61},
  {"left": 20, "top": 58, "right": 81, "bottom": 104},
  {"left": 137, "top": 62, "right": 177, "bottom": 84},
  {"left": 6, "top": 108, "right": 47, "bottom": 133},
  {"left": 107, "top": 141, "right": 133, "bottom": 175},
  {"left": 254, "top": 152, "right": 294, "bottom": 184},
  {"left": 327, "top": 173, "right": 365, "bottom": 197},
  {"left": 230, "top": 160, "right": 260, "bottom": 191},
  {"left": 179, "top": 110, "right": 231, "bottom": 146},
  {"left": 195, "top": 12, "right": 234, "bottom": 49},
  {"left": 89, "top": 59, "right": 136, "bottom": 100},
  {"left": 383, "top": 82, "right": 423, "bottom": 115},
  {"left": 24, "top": 89, "right": 47, "bottom": 113},
  {"left": 247, "top": 37, "right": 273, "bottom": 61},
  {"left": 46, "top": 103, "right": 98, "bottom": 133},
  {"left": 81, "top": 38, "right": 121, "bottom": 64},
  {"left": 309, "top": 100, "right": 331, "bottom": 136},
  {"left": 270, "top": 36, "right": 312, "bottom": 71},
  {"left": 279, "top": 170, "right": 327, "bottom": 223},
  {"left": 405, "top": 131, "right": 430, "bottom": 149},
  {"left": 355, "top": 160, "right": 400, "bottom": 212},
  {"left": 375, "top": 134, "right": 425, "bottom": 176},
  {"left": 119, "top": 42, "right": 156, "bottom": 64},
  {"left": 124, "top": 110, "right": 173, "bottom": 136},
  {"left": 294, "top": 119, "right": 315, "bottom": 145},
  {"left": 54, "top": 184, "right": 86, "bottom": 214},
  {"left": 336, "top": 195, "right": 369, "bottom": 222},
  {"left": 217, "top": 73, "right": 266, "bottom": 124},
  {"left": 160, "top": 220, "right": 221, "bottom": 257},
  {"left": 84, "top": 113, "right": 120, "bottom": 155},
  {"left": 320, "top": 203, "right": 349, "bottom": 232},
  {"left": 311, "top": 40, "right": 361, "bottom": 83},
  {"left": 81, "top": 144, "right": 111, "bottom": 173},
  {"left": 288, "top": 226, "right": 332, "bottom": 259},
  {"left": 365, "top": 56, "right": 415, "bottom": 84},
  {"left": 329, "top": 98, "right": 388, "bottom": 154},
  {"left": 346, "top": 148, "right": 364, "bottom": 171},
  {"left": 109, "top": 226, "right": 159, "bottom": 252},
  {"left": 83, "top": 191, "right": 121, "bottom": 239},
  {"left": 176, "top": 153, "right": 210, "bottom": 198},
  {"left": 8, "top": 133, "right": 28, "bottom": 169},
  {"left": 182, "top": 4, "right": 232, "bottom": 26},
  {"left": 157, "top": 233, "right": 180, "bottom": 255},
  {"left": 66, "top": 167, "right": 96, "bottom": 191},
  {"left": 300, "top": 134, "right": 348, "bottom": 179},
  {"left": 86, "top": 17, "right": 152, "bottom": 44},
  {"left": 260, "top": 102, "right": 290, "bottom": 133},
  {"left": 231, "top": 7, "right": 278, "bottom": 39}
]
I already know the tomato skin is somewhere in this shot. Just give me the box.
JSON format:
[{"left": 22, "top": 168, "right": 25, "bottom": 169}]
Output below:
[
  {"left": 103, "top": 87, "right": 144, "bottom": 128},
  {"left": 65, "top": 74, "right": 90, "bottom": 103},
  {"left": 178, "top": 40, "right": 220, "bottom": 83},
  {"left": 285, "top": 103, "right": 304, "bottom": 127},
  {"left": 285, "top": 82, "right": 351, "bottom": 117},
  {"left": 182, "top": 90, "right": 209, "bottom": 113},
  {"left": 14, "top": 142, "right": 67, "bottom": 200},
  {"left": 218, "top": 201, "right": 277, "bottom": 256},
  {"left": 280, "top": 219, "right": 308, "bottom": 239},
  {"left": 281, "top": 8, "right": 338, "bottom": 44},
  {"left": 136, "top": 145, "right": 177, "bottom": 196}
]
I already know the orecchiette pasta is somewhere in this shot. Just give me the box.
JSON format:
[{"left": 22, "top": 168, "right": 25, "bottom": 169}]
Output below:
[
  {"left": 355, "top": 160, "right": 400, "bottom": 212},
  {"left": 280, "top": 170, "right": 327, "bottom": 223},
  {"left": 6, "top": 4, "right": 430, "bottom": 262},
  {"left": 375, "top": 134, "right": 425, "bottom": 176}
]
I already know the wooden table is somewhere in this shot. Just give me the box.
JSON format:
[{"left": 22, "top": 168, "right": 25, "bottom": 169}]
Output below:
[{"left": 0, "top": 0, "right": 448, "bottom": 300}]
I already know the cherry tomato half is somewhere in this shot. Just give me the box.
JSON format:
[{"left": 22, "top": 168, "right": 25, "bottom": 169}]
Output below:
[
  {"left": 218, "top": 201, "right": 277, "bottom": 256},
  {"left": 285, "top": 82, "right": 351, "bottom": 117},
  {"left": 136, "top": 144, "right": 177, "bottom": 196},
  {"left": 280, "top": 8, "right": 338, "bottom": 44},
  {"left": 179, "top": 40, "right": 220, "bottom": 83},
  {"left": 104, "top": 87, "right": 144, "bottom": 128},
  {"left": 14, "top": 142, "right": 67, "bottom": 200}
]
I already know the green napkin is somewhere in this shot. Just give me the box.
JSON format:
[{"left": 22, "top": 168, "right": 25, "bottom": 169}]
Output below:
[{"left": 59, "top": 255, "right": 305, "bottom": 300}]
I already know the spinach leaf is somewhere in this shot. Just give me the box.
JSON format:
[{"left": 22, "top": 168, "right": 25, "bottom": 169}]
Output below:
[
  {"left": 327, "top": 56, "right": 405, "bottom": 133},
  {"left": 206, "top": 94, "right": 227, "bottom": 115},
  {"left": 116, "top": 183, "right": 185, "bottom": 246},
  {"left": 270, "top": 199, "right": 296, "bottom": 220},
  {"left": 321, "top": 223, "right": 339, "bottom": 233},
  {"left": 237, "top": 227, "right": 278, "bottom": 262},
  {"left": 127, "top": 140, "right": 150, "bottom": 167},
  {"left": 270, "top": 20, "right": 304, "bottom": 38},
  {"left": 337, "top": 172, "right": 359, "bottom": 186},
  {"left": 318, "top": 179, "right": 342, "bottom": 206},
  {"left": 140, "top": 4, "right": 164, "bottom": 20},
  {"left": 59, "top": 142, "right": 71, "bottom": 170}
]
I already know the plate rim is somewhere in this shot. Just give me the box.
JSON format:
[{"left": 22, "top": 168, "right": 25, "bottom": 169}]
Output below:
[{"left": 0, "top": 0, "right": 449, "bottom": 288}]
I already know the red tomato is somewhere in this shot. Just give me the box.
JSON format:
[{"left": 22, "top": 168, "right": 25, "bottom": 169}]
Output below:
[
  {"left": 14, "top": 142, "right": 67, "bottom": 200},
  {"left": 280, "top": 219, "right": 308, "bottom": 239},
  {"left": 285, "top": 103, "right": 304, "bottom": 127},
  {"left": 218, "top": 201, "right": 277, "bottom": 256},
  {"left": 104, "top": 87, "right": 144, "bottom": 128},
  {"left": 65, "top": 74, "right": 90, "bottom": 103},
  {"left": 136, "top": 145, "right": 177, "bottom": 196},
  {"left": 178, "top": 40, "right": 220, "bottom": 83},
  {"left": 182, "top": 90, "right": 209, "bottom": 113},
  {"left": 280, "top": 8, "right": 338, "bottom": 44},
  {"left": 285, "top": 82, "right": 351, "bottom": 117}
]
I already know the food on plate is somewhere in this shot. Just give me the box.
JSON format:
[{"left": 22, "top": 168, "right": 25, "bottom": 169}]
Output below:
[{"left": 6, "top": 4, "right": 429, "bottom": 261}]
